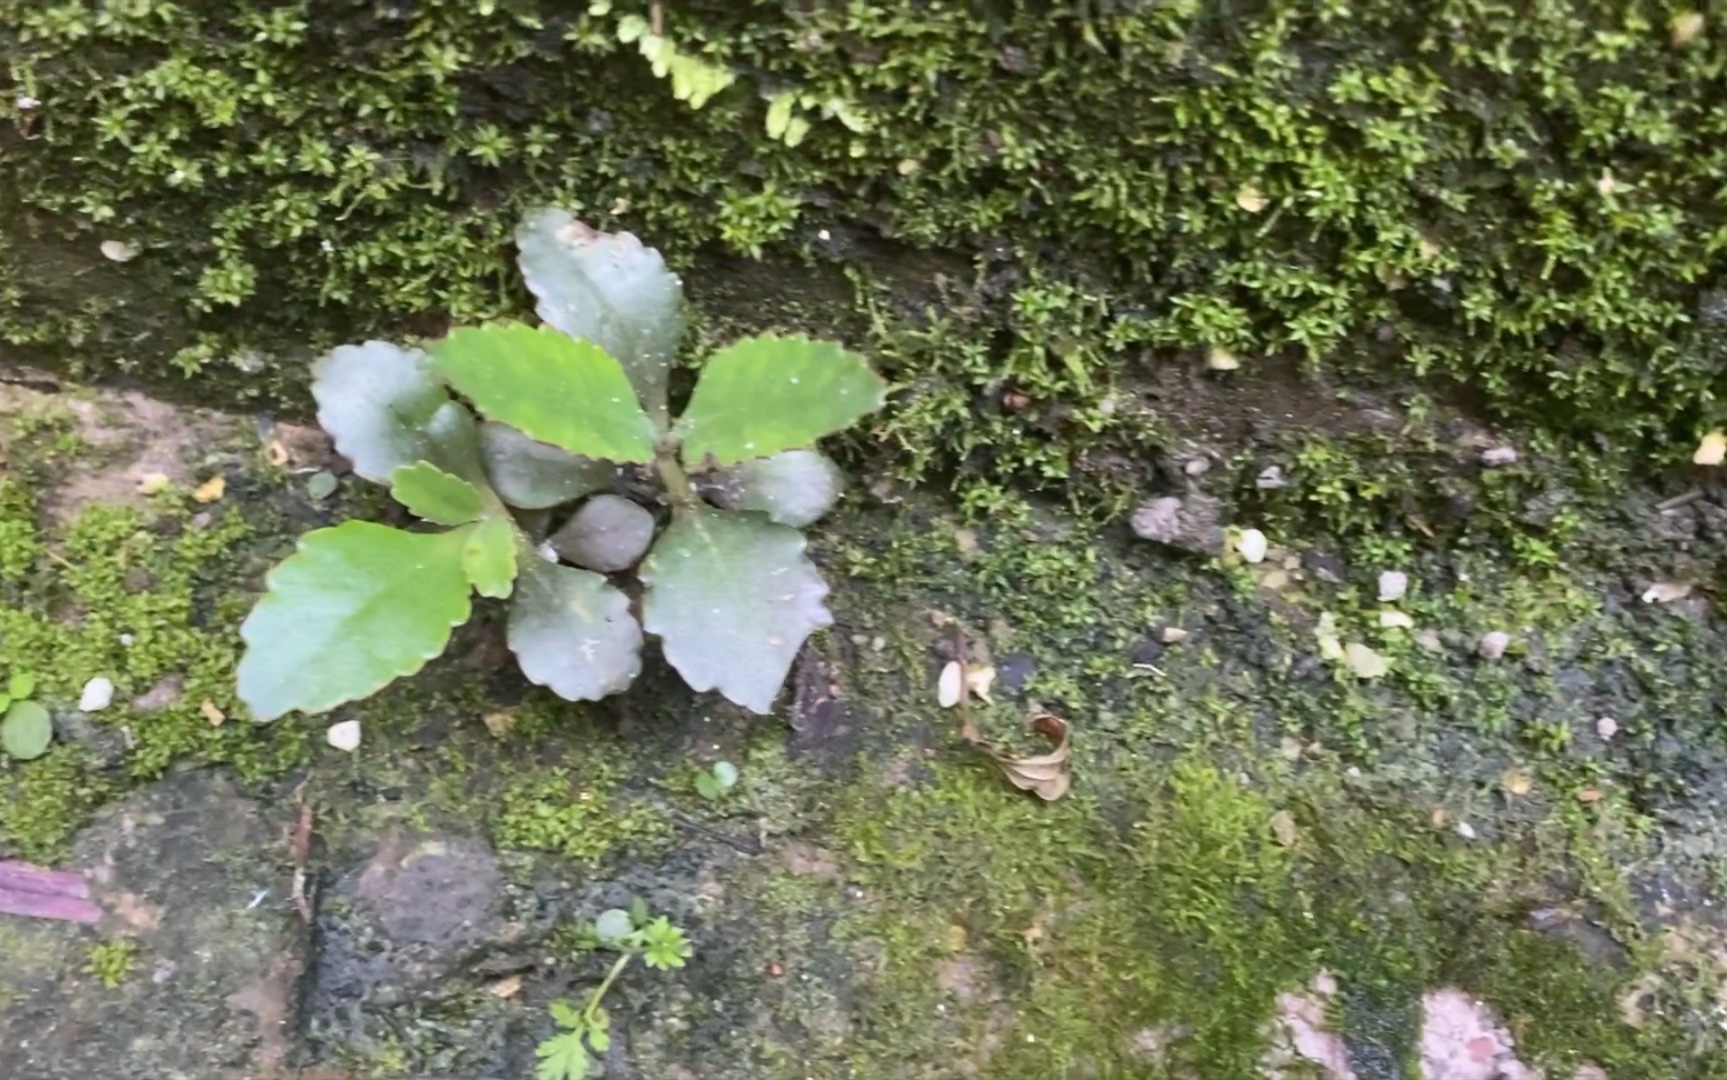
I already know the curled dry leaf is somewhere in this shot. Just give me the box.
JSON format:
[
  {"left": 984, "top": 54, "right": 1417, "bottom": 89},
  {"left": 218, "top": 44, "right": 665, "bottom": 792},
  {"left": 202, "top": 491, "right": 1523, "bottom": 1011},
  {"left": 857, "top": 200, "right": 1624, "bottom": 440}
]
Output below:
[
  {"left": 965, "top": 711, "right": 1072, "bottom": 802},
  {"left": 964, "top": 663, "right": 996, "bottom": 703}
]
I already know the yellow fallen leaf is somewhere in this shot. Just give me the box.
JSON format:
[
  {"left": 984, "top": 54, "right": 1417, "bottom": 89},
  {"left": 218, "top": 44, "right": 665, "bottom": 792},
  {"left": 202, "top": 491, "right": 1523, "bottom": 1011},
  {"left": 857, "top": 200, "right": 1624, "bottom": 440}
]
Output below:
[
  {"left": 964, "top": 663, "right": 996, "bottom": 704},
  {"left": 1235, "top": 183, "right": 1268, "bottom": 213},
  {"left": 200, "top": 700, "right": 226, "bottom": 727},
  {"left": 487, "top": 975, "right": 523, "bottom": 999},
  {"left": 1501, "top": 768, "right": 1532, "bottom": 797},
  {"left": 483, "top": 711, "right": 515, "bottom": 739},
  {"left": 136, "top": 473, "right": 171, "bottom": 495},
  {"left": 192, "top": 476, "right": 226, "bottom": 503},
  {"left": 1693, "top": 430, "right": 1725, "bottom": 466},
  {"left": 1269, "top": 809, "right": 1299, "bottom": 847}
]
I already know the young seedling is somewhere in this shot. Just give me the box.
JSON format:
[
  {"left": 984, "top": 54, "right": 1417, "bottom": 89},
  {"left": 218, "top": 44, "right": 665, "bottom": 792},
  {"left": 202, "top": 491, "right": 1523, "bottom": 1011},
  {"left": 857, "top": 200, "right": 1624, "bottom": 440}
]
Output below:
[
  {"left": 236, "top": 207, "right": 886, "bottom": 721},
  {"left": 693, "top": 760, "right": 739, "bottom": 801},
  {"left": 536, "top": 903, "right": 693, "bottom": 1080},
  {"left": 1, "top": 672, "right": 51, "bottom": 761}
]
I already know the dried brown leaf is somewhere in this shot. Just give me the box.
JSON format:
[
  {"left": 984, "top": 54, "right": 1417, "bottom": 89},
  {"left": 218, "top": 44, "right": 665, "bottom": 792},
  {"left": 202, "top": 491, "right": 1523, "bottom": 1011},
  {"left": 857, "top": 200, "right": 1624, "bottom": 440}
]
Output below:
[
  {"left": 966, "top": 711, "right": 1072, "bottom": 801},
  {"left": 192, "top": 475, "right": 227, "bottom": 503}
]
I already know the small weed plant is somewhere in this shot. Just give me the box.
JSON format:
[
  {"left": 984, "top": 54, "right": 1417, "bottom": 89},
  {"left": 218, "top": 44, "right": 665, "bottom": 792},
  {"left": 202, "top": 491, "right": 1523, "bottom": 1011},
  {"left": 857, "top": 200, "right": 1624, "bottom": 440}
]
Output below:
[
  {"left": 236, "top": 208, "right": 885, "bottom": 719},
  {"left": 1, "top": 671, "right": 49, "bottom": 761},
  {"left": 536, "top": 903, "right": 693, "bottom": 1080}
]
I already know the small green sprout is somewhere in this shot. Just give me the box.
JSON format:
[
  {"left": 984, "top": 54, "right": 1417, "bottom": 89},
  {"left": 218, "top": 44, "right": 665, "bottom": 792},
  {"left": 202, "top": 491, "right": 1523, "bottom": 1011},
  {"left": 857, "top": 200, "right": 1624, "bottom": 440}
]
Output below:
[
  {"left": 694, "top": 760, "right": 739, "bottom": 801},
  {"left": 1, "top": 671, "right": 51, "bottom": 761},
  {"left": 536, "top": 904, "right": 693, "bottom": 1080}
]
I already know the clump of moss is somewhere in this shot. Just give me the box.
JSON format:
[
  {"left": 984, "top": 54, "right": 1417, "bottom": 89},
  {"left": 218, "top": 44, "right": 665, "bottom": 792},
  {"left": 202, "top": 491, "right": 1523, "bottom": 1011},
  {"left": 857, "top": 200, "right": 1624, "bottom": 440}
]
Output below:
[
  {"left": 5, "top": 2, "right": 1725, "bottom": 512},
  {"left": 83, "top": 938, "right": 138, "bottom": 990},
  {"left": 493, "top": 767, "right": 670, "bottom": 864}
]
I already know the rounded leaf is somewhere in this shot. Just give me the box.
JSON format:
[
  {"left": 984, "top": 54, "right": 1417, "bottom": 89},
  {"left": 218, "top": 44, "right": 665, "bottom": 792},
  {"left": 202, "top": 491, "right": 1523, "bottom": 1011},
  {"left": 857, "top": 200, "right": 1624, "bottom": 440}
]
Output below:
[
  {"left": 462, "top": 515, "right": 519, "bottom": 599},
  {"left": 311, "top": 341, "right": 449, "bottom": 483},
  {"left": 593, "top": 908, "right": 634, "bottom": 943},
  {"left": 2, "top": 701, "right": 52, "bottom": 760},
  {"left": 506, "top": 555, "right": 643, "bottom": 702},
  {"left": 479, "top": 422, "right": 615, "bottom": 510},
  {"left": 389, "top": 462, "right": 484, "bottom": 525},
  {"left": 675, "top": 335, "right": 886, "bottom": 467},
  {"left": 639, "top": 507, "right": 833, "bottom": 714},
  {"left": 237, "top": 522, "right": 474, "bottom": 721},
  {"left": 9, "top": 672, "right": 37, "bottom": 699},
  {"left": 428, "top": 323, "right": 658, "bottom": 464},
  {"left": 516, "top": 208, "right": 685, "bottom": 421},
  {"left": 549, "top": 494, "right": 656, "bottom": 573},
  {"left": 704, "top": 449, "right": 844, "bottom": 528}
]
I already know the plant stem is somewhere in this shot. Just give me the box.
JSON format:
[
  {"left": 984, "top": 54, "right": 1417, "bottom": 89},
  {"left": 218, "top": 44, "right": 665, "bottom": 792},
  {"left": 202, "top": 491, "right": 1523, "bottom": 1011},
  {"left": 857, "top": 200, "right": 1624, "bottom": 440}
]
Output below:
[
  {"left": 655, "top": 446, "right": 699, "bottom": 510},
  {"left": 583, "top": 950, "right": 635, "bottom": 1026}
]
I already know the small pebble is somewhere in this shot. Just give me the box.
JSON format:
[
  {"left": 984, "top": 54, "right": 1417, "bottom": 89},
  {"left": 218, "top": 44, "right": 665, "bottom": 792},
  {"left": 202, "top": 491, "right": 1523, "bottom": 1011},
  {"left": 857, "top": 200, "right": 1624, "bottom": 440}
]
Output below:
[
  {"left": 326, "top": 719, "right": 362, "bottom": 752},
  {"left": 1160, "top": 626, "right": 1190, "bottom": 644},
  {"left": 1480, "top": 445, "right": 1519, "bottom": 467},
  {"left": 1596, "top": 717, "right": 1618, "bottom": 741},
  {"left": 1236, "top": 528, "right": 1269, "bottom": 564},
  {"left": 1379, "top": 611, "right": 1414, "bottom": 629},
  {"left": 1415, "top": 629, "right": 1444, "bottom": 652},
  {"left": 1183, "top": 456, "right": 1211, "bottom": 477},
  {"left": 1456, "top": 821, "right": 1478, "bottom": 840},
  {"left": 79, "top": 676, "right": 115, "bottom": 712},
  {"left": 1377, "top": 570, "right": 1409, "bottom": 602},
  {"left": 1255, "top": 465, "right": 1289, "bottom": 489},
  {"left": 1477, "top": 631, "right": 1511, "bottom": 660}
]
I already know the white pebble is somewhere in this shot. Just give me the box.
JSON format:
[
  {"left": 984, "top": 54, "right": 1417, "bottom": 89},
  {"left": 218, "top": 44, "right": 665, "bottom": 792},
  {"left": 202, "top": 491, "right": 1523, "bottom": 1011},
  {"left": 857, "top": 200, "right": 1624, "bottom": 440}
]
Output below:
[
  {"left": 1596, "top": 717, "right": 1618, "bottom": 741},
  {"left": 1480, "top": 445, "right": 1518, "bottom": 467},
  {"left": 1477, "top": 631, "right": 1511, "bottom": 660},
  {"left": 1377, "top": 570, "right": 1409, "bottom": 602},
  {"left": 1379, "top": 611, "right": 1414, "bottom": 629},
  {"left": 936, "top": 661, "right": 964, "bottom": 708},
  {"left": 79, "top": 676, "right": 115, "bottom": 712},
  {"left": 326, "top": 719, "right": 362, "bottom": 752},
  {"left": 1235, "top": 528, "right": 1269, "bottom": 564},
  {"left": 1456, "top": 821, "right": 1478, "bottom": 840}
]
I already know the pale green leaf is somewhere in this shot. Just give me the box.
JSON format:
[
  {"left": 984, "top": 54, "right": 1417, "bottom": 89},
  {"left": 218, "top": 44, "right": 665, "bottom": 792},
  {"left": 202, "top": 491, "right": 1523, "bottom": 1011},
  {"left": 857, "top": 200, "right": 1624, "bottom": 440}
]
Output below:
[
  {"left": 237, "top": 522, "right": 473, "bottom": 721},
  {"left": 2, "top": 701, "right": 52, "bottom": 760},
  {"left": 479, "top": 422, "right": 614, "bottom": 510},
  {"left": 507, "top": 556, "right": 643, "bottom": 702},
  {"left": 704, "top": 449, "right": 844, "bottom": 527},
  {"left": 389, "top": 462, "right": 484, "bottom": 525},
  {"left": 516, "top": 208, "right": 685, "bottom": 422},
  {"left": 535, "top": 1030, "right": 590, "bottom": 1080},
  {"left": 311, "top": 341, "right": 449, "bottom": 483},
  {"left": 675, "top": 335, "right": 886, "bottom": 466},
  {"left": 548, "top": 1000, "right": 582, "bottom": 1030},
  {"left": 429, "top": 323, "right": 657, "bottom": 463},
  {"left": 462, "top": 515, "right": 518, "bottom": 599},
  {"left": 593, "top": 908, "right": 633, "bottom": 943},
  {"left": 639, "top": 507, "right": 833, "bottom": 713},
  {"left": 548, "top": 494, "right": 656, "bottom": 573},
  {"left": 8, "top": 672, "right": 35, "bottom": 699}
]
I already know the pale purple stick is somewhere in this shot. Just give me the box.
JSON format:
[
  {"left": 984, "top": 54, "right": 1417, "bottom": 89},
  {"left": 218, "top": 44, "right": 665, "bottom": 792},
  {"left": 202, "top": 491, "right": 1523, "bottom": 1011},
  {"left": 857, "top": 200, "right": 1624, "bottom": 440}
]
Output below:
[{"left": 0, "top": 860, "right": 101, "bottom": 923}]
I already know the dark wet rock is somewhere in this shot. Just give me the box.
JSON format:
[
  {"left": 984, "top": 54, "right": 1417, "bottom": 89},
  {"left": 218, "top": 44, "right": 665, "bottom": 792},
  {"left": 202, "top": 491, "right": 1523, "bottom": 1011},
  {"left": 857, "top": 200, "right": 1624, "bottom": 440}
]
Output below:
[
  {"left": 0, "top": 769, "right": 307, "bottom": 1080},
  {"left": 996, "top": 651, "right": 1038, "bottom": 692},
  {"left": 788, "top": 648, "right": 860, "bottom": 763},
  {"left": 1129, "top": 493, "right": 1226, "bottom": 555},
  {"left": 312, "top": 832, "right": 516, "bottom": 1002}
]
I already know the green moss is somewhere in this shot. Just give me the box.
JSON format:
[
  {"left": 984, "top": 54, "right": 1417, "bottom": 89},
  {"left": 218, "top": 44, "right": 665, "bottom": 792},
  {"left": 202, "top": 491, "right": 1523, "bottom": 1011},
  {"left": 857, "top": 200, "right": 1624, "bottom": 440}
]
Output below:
[
  {"left": 5, "top": 2, "right": 1725, "bottom": 511},
  {"left": 493, "top": 765, "right": 670, "bottom": 863},
  {"left": 83, "top": 939, "right": 138, "bottom": 990}
]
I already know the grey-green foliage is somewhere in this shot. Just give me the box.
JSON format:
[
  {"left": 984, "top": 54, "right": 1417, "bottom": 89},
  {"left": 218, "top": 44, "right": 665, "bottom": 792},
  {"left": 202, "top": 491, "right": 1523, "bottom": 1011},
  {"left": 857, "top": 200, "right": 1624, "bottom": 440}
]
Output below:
[{"left": 235, "top": 207, "right": 886, "bottom": 721}]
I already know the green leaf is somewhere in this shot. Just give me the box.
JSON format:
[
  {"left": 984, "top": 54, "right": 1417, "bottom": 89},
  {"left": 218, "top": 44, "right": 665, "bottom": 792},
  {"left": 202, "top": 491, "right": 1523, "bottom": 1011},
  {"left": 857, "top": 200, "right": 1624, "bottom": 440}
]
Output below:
[
  {"left": 507, "top": 556, "right": 643, "bottom": 702},
  {"left": 704, "top": 449, "right": 844, "bottom": 527},
  {"left": 2, "top": 701, "right": 52, "bottom": 760},
  {"left": 694, "top": 773, "right": 721, "bottom": 801},
  {"left": 389, "top": 462, "right": 484, "bottom": 525},
  {"left": 311, "top": 341, "right": 450, "bottom": 483},
  {"left": 462, "top": 515, "right": 518, "bottom": 599},
  {"left": 675, "top": 334, "right": 886, "bottom": 466},
  {"left": 237, "top": 522, "right": 473, "bottom": 721},
  {"left": 516, "top": 207, "right": 685, "bottom": 421},
  {"left": 712, "top": 760, "right": 739, "bottom": 790},
  {"left": 548, "top": 1000, "right": 583, "bottom": 1030},
  {"left": 548, "top": 494, "right": 656, "bottom": 573},
  {"left": 594, "top": 908, "right": 633, "bottom": 943},
  {"left": 479, "top": 422, "right": 614, "bottom": 510},
  {"left": 535, "top": 1030, "right": 590, "bottom": 1080},
  {"left": 429, "top": 323, "right": 658, "bottom": 464},
  {"left": 8, "top": 672, "right": 35, "bottom": 699},
  {"left": 639, "top": 507, "right": 833, "bottom": 713}
]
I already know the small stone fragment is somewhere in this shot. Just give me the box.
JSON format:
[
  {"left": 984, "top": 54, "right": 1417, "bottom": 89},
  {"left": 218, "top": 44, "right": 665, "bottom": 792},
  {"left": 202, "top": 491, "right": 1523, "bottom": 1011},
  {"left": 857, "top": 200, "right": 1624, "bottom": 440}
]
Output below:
[
  {"left": 937, "top": 661, "right": 964, "bottom": 708},
  {"left": 1379, "top": 610, "right": 1414, "bottom": 629},
  {"left": 1694, "top": 430, "right": 1726, "bottom": 465},
  {"left": 1183, "top": 456, "right": 1211, "bottom": 477},
  {"left": 1234, "top": 184, "right": 1268, "bottom": 213},
  {"left": 79, "top": 676, "right": 115, "bottom": 712},
  {"left": 1269, "top": 810, "right": 1298, "bottom": 847},
  {"left": 200, "top": 700, "right": 227, "bottom": 726},
  {"left": 131, "top": 676, "right": 185, "bottom": 713},
  {"left": 1640, "top": 580, "right": 1692, "bottom": 604},
  {"left": 1129, "top": 494, "right": 1226, "bottom": 555},
  {"left": 100, "top": 240, "right": 139, "bottom": 263},
  {"left": 1377, "top": 570, "right": 1409, "bottom": 602},
  {"left": 1480, "top": 445, "right": 1518, "bottom": 467},
  {"left": 1206, "top": 344, "right": 1241, "bottom": 370},
  {"left": 1160, "top": 626, "right": 1189, "bottom": 645},
  {"left": 1235, "top": 528, "right": 1269, "bottom": 564},
  {"left": 1256, "top": 465, "right": 1289, "bottom": 489},
  {"left": 1596, "top": 716, "right": 1618, "bottom": 741},
  {"left": 136, "top": 473, "right": 171, "bottom": 495},
  {"left": 1415, "top": 628, "right": 1444, "bottom": 652},
  {"left": 1344, "top": 642, "right": 1389, "bottom": 679},
  {"left": 1477, "top": 631, "right": 1511, "bottom": 660},
  {"left": 1501, "top": 769, "right": 1533, "bottom": 797},
  {"left": 1456, "top": 821, "right": 1478, "bottom": 840},
  {"left": 326, "top": 719, "right": 361, "bottom": 752}
]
